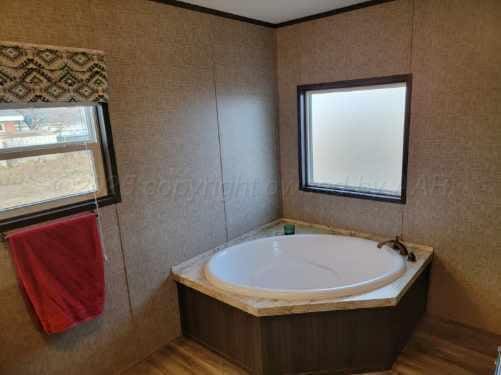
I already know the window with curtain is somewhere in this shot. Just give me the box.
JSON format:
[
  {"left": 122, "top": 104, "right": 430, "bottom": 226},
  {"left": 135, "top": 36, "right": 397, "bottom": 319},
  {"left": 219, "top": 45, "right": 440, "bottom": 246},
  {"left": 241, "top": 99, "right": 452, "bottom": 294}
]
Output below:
[{"left": 0, "top": 42, "right": 120, "bottom": 231}]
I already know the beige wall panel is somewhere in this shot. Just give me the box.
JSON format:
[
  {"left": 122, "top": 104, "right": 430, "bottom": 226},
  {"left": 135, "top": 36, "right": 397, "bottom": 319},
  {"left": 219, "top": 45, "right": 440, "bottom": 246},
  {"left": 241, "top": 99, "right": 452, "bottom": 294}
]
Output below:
[
  {"left": 213, "top": 19, "right": 281, "bottom": 239},
  {"left": 405, "top": 0, "right": 501, "bottom": 334}
]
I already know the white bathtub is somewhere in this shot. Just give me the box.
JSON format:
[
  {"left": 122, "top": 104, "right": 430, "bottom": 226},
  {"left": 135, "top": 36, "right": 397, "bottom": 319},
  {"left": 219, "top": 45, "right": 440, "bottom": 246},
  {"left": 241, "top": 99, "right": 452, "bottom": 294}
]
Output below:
[{"left": 205, "top": 234, "right": 406, "bottom": 300}]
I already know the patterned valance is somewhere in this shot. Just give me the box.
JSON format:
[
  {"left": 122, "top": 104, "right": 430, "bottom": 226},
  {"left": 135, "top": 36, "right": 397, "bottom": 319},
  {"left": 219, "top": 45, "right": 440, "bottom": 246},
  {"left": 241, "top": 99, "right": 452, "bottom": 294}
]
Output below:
[{"left": 0, "top": 42, "right": 109, "bottom": 103}]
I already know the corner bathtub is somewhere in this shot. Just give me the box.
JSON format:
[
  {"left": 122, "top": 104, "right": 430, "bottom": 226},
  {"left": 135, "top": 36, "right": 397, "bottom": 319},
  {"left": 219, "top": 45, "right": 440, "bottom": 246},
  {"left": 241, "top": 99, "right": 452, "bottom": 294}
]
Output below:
[{"left": 205, "top": 234, "right": 406, "bottom": 300}]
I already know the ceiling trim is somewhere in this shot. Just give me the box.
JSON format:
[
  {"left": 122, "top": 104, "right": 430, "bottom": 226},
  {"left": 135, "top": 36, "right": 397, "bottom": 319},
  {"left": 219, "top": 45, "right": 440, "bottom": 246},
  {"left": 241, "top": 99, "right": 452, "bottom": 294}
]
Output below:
[
  {"left": 276, "top": 0, "right": 396, "bottom": 27},
  {"left": 149, "top": 0, "right": 275, "bottom": 28},
  {"left": 150, "top": 0, "right": 397, "bottom": 28}
]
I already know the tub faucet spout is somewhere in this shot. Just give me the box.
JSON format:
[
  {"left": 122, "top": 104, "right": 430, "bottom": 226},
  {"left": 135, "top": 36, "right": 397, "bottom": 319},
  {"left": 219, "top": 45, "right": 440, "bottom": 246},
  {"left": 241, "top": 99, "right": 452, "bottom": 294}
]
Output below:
[{"left": 377, "top": 236, "right": 409, "bottom": 256}]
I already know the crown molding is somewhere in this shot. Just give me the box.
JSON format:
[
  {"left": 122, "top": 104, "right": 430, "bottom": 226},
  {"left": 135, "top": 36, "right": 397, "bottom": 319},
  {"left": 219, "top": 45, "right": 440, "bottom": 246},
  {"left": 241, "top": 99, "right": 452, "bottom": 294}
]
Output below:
[{"left": 150, "top": 0, "right": 397, "bottom": 28}]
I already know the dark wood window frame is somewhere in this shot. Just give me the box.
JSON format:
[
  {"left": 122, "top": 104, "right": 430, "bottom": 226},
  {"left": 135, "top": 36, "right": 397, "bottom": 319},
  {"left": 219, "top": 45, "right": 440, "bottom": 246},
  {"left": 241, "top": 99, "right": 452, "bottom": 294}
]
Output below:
[
  {"left": 0, "top": 102, "right": 121, "bottom": 232},
  {"left": 297, "top": 74, "right": 412, "bottom": 204}
]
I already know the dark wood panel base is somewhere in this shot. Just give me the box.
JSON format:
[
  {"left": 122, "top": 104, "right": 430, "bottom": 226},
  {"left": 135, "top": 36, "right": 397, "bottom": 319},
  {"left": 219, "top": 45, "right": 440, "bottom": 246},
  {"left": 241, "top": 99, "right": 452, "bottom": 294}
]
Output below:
[{"left": 178, "top": 265, "right": 430, "bottom": 375}]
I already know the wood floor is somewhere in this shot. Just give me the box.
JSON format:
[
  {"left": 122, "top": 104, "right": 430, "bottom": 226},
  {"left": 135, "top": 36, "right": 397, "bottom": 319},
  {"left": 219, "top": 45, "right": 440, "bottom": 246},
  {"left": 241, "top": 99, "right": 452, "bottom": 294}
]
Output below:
[
  {"left": 122, "top": 337, "right": 247, "bottom": 375},
  {"left": 122, "top": 316, "right": 500, "bottom": 375}
]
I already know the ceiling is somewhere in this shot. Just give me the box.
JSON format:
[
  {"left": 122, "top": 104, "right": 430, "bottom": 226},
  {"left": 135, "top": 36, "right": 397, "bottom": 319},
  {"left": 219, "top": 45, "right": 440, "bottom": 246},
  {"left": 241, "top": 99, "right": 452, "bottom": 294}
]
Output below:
[{"left": 179, "top": 0, "right": 374, "bottom": 24}]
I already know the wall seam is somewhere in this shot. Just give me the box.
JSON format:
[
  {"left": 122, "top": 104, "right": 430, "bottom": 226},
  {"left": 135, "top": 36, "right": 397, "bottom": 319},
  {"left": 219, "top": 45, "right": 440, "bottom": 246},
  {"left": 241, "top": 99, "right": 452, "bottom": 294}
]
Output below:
[
  {"left": 273, "top": 29, "right": 285, "bottom": 218},
  {"left": 209, "top": 32, "right": 230, "bottom": 242},
  {"left": 87, "top": 0, "right": 136, "bottom": 331},
  {"left": 114, "top": 207, "right": 135, "bottom": 321}
]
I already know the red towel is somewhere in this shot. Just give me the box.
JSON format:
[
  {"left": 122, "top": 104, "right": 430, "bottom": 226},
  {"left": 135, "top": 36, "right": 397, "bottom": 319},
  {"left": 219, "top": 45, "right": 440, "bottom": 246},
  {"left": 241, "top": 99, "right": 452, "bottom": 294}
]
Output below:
[{"left": 7, "top": 212, "right": 105, "bottom": 334}]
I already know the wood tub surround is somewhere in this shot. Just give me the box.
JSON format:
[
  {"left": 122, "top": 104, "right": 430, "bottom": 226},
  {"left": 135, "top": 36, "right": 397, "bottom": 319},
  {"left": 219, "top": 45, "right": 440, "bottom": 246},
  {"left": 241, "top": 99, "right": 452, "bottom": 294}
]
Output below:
[
  {"left": 173, "top": 220, "right": 433, "bottom": 374},
  {"left": 179, "top": 266, "right": 429, "bottom": 374}
]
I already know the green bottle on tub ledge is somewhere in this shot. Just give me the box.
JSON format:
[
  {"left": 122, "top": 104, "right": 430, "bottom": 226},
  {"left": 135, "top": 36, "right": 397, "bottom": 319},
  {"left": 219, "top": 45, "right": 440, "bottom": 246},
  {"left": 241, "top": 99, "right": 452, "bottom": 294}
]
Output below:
[{"left": 284, "top": 224, "right": 295, "bottom": 235}]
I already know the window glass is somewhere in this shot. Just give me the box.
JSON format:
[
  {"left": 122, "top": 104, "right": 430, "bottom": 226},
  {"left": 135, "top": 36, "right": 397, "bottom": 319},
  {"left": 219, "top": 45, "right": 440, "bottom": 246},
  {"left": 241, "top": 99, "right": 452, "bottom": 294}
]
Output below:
[
  {"left": 0, "top": 151, "right": 97, "bottom": 211},
  {"left": 0, "top": 106, "right": 96, "bottom": 150},
  {"left": 299, "top": 76, "right": 411, "bottom": 202},
  {"left": 0, "top": 103, "right": 119, "bottom": 227}
]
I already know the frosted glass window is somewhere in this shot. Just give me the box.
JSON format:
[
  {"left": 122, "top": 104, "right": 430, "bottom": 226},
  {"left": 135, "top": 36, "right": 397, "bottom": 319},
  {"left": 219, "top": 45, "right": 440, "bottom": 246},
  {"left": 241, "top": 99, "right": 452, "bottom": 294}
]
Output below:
[{"left": 298, "top": 76, "right": 411, "bottom": 203}]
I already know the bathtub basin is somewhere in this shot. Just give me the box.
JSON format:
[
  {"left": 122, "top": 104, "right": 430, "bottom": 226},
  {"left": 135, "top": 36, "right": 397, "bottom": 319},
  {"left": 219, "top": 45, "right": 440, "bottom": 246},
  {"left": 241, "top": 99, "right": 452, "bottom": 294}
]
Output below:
[{"left": 205, "top": 234, "right": 406, "bottom": 300}]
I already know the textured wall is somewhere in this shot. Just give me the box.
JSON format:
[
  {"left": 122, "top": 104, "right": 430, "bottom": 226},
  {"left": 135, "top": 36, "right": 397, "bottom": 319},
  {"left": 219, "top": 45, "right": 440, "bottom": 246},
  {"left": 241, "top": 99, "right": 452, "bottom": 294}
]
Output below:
[
  {"left": 277, "top": 0, "right": 501, "bottom": 334},
  {"left": 0, "top": 1, "right": 280, "bottom": 374},
  {"left": 404, "top": 0, "right": 501, "bottom": 336},
  {"left": 213, "top": 19, "right": 281, "bottom": 239}
]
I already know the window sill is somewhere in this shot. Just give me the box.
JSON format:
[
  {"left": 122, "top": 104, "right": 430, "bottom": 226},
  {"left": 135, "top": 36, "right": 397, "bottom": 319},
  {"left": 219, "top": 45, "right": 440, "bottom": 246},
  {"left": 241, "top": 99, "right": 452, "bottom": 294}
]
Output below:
[{"left": 300, "top": 185, "right": 406, "bottom": 204}]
